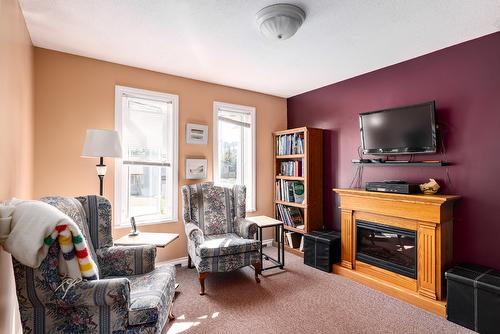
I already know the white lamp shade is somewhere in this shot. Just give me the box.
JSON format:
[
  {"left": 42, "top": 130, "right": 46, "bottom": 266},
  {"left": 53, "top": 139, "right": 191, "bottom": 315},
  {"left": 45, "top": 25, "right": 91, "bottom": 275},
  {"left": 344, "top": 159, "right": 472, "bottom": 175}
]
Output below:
[{"left": 81, "top": 129, "right": 122, "bottom": 158}]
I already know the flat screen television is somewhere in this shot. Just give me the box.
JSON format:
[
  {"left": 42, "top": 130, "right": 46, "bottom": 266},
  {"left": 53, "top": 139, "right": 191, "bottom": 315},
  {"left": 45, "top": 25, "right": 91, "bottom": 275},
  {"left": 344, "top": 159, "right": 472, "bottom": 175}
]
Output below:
[{"left": 359, "top": 101, "right": 436, "bottom": 155}]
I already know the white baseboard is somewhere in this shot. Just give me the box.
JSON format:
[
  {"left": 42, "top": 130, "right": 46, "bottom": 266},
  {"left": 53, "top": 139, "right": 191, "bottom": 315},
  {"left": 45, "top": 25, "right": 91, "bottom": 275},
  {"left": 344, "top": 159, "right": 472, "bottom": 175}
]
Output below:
[
  {"left": 156, "top": 238, "right": 274, "bottom": 268},
  {"left": 262, "top": 238, "right": 274, "bottom": 247}
]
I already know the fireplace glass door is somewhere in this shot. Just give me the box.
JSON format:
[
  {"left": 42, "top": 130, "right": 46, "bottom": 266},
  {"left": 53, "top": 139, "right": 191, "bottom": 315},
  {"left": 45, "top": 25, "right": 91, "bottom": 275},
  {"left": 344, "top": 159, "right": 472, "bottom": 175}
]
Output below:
[{"left": 356, "top": 220, "right": 417, "bottom": 279}]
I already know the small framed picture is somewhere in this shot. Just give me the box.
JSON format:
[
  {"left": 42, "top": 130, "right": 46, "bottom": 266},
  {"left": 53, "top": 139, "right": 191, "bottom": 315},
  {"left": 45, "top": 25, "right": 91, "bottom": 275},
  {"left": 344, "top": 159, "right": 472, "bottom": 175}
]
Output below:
[
  {"left": 186, "top": 123, "right": 208, "bottom": 145},
  {"left": 186, "top": 159, "right": 208, "bottom": 179}
]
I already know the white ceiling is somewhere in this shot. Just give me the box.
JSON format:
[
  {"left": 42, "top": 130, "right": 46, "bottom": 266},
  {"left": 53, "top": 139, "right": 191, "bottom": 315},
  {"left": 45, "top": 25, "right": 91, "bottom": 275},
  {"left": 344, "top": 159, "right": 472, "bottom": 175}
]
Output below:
[{"left": 19, "top": 0, "right": 500, "bottom": 98}]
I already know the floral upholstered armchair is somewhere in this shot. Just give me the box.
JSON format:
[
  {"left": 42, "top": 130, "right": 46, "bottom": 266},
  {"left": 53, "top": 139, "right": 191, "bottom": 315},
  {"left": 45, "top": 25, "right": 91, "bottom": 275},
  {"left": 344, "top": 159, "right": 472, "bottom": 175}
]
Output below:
[
  {"left": 13, "top": 195, "right": 176, "bottom": 334},
  {"left": 182, "top": 182, "right": 261, "bottom": 295}
]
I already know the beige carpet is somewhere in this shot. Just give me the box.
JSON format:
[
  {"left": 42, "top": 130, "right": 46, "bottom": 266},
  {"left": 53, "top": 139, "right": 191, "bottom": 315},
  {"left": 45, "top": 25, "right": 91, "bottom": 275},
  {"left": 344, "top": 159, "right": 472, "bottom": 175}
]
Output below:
[{"left": 165, "top": 247, "right": 472, "bottom": 334}]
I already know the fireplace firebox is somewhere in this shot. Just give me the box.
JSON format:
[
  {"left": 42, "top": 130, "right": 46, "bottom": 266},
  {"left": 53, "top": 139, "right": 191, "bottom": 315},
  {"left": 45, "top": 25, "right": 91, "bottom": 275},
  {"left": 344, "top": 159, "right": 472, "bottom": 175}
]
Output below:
[{"left": 356, "top": 220, "right": 417, "bottom": 279}]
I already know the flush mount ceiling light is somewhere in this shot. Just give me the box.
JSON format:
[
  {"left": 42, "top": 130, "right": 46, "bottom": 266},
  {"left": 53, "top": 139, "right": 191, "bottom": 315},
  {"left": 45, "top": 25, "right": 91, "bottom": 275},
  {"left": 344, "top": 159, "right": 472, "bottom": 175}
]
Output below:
[{"left": 256, "top": 3, "right": 306, "bottom": 40}]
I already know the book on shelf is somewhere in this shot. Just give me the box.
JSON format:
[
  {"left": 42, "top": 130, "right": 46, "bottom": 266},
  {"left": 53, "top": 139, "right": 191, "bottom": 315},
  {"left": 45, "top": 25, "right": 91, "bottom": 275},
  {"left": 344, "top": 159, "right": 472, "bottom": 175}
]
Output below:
[
  {"left": 288, "top": 206, "right": 303, "bottom": 226},
  {"left": 293, "top": 182, "right": 304, "bottom": 203},
  {"left": 276, "top": 204, "right": 304, "bottom": 228},
  {"left": 276, "top": 133, "right": 304, "bottom": 155},
  {"left": 279, "top": 160, "right": 303, "bottom": 177},
  {"left": 285, "top": 232, "right": 292, "bottom": 247},
  {"left": 275, "top": 180, "right": 304, "bottom": 204},
  {"left": 287, "top": 183, "right": 295, "bottom": 203},
  {"left": 299, "top": 236, "right": 304, "bottom": 252},
  {"left": 286, "top": 232, "right": 302, "bottom": 248}
]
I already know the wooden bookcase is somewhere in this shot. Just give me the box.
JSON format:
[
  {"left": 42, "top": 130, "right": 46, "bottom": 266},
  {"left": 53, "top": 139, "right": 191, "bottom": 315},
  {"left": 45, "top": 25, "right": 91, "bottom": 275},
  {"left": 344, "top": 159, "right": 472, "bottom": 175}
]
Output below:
[{"left": 273, "top": 127, "right": 323, "bottom": 257}]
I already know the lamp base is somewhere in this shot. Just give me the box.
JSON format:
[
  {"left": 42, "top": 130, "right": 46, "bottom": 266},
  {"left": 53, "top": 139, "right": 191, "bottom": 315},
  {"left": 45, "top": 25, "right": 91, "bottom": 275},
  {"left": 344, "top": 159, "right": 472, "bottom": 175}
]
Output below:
[{"left": 96, "top": 157, "right": 106, "bottom": 196}]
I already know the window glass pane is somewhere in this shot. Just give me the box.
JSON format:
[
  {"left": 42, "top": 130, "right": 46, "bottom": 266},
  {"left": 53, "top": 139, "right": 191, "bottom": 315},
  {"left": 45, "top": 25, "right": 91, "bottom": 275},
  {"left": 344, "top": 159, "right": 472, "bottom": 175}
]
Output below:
[
  {"left": 218, "top": 109, "right": 251, "bottom": 125},
  {"left": 218, "top": 120, "right": 242, "bottom": 185},
  {"left": 215, "top": 104, "right": 255, "bottom": 211},
  {"left": 126, "top": 165, "right": 173, "bottom": 220},
  {"left": 117, "top": 88, "right": 177, "bottom": 226},
  {"left": 243, "top": 125, "right": 253, "bottom": 207},
  {"left": 124, "top": 98, "right": 170, "bottom": 162}
]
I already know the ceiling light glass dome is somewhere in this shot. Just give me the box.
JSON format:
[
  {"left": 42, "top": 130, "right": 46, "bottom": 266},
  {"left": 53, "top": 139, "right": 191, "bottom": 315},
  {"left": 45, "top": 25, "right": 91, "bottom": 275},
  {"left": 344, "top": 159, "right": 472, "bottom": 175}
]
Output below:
[{"left": 256, "top": 4, "right": 306, "bottom": 40}]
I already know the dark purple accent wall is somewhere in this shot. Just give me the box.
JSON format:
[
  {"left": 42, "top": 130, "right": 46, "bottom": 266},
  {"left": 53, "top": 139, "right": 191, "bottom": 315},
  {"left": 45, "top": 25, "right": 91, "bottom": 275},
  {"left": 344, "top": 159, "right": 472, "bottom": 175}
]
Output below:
[{"left": 287, "top": 32, "right": 500, "bottom": 269}]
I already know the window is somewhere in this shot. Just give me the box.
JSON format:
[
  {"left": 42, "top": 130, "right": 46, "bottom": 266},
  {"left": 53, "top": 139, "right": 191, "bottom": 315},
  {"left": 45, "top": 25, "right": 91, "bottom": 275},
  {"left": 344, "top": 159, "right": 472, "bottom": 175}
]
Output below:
[
  {"left": 115, "top": 86, "right": 178, "bottom": 226},
  {"left": 213, "top": 101, "right": 256, "bottom": 211}
]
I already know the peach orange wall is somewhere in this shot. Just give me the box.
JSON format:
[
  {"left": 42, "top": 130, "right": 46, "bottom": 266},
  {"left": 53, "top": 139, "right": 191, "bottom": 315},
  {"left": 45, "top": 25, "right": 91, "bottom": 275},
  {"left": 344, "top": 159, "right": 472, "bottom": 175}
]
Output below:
[
  {"left": 34, "top": 48, "right": 287, "bottom": 262},
  {"left": 0, "top": 0, "right": 34, "bottom": 333}
]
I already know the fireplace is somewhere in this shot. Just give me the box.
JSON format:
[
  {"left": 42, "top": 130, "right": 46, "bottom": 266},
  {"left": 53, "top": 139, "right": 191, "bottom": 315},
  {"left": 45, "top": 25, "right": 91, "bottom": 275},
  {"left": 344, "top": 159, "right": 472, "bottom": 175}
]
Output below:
[
  {"left": 334, "top": 189, "right": 460, "bottom": 315},
  {"left": 356, "top": 220, "right": 417, "bottom": 279}
]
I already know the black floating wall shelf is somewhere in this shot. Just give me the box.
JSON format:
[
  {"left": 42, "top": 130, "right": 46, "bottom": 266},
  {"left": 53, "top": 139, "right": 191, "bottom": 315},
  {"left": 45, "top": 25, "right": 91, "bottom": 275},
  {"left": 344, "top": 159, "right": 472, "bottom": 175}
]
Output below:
[{"left": 352, "top": 161, "right": 449, "bottom": 167}]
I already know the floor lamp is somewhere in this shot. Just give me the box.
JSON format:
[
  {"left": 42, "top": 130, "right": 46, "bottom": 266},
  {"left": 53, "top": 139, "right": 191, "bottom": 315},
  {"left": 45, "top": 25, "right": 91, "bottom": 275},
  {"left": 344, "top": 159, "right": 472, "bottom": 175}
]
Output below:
[{"left": 81, "top": 129, "right": 122, "bottom": 196}]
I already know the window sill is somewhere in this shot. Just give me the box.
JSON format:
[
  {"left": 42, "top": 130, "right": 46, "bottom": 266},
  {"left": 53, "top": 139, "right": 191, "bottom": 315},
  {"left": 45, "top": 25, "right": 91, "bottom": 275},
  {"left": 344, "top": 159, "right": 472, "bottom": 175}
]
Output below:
[{"left": 114, "top": 218, "right": 178, "bottom": 229}]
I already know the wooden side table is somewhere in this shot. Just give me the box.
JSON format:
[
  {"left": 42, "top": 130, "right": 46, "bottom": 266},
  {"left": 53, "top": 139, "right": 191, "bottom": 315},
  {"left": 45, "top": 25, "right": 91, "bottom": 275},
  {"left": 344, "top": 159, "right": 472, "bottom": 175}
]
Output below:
[
  {"left": 114, "top": 232, "right": 180, "bottom": 289},
  {"left": 246, "top": 216, "right": 285, "bottom": 272},
  {"left": 114, "top": 232, "right": 179, "bottom": 248}
]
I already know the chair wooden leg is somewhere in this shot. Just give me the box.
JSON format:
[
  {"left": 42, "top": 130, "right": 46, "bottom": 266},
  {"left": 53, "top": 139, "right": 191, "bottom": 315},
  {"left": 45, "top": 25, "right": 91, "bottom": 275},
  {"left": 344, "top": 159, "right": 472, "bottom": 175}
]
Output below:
[
  {"left": 253, "top": 262, "right": 261, "bottom": 283},
  {"left": 188, "top": 255, "right": 193, "bottom": 269},
  {"left": 199, "top": 272, "right": 209, "bottom": 295},
  {"left": 168, "top": 303, "right": 175, "bottom": 321}
]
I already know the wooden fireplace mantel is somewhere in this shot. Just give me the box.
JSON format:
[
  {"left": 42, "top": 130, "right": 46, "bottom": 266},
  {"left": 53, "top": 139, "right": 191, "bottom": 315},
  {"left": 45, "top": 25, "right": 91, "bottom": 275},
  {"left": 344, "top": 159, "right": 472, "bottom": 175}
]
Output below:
[{"left": 333, "top": 188, "right": 460, "bottom": 316}]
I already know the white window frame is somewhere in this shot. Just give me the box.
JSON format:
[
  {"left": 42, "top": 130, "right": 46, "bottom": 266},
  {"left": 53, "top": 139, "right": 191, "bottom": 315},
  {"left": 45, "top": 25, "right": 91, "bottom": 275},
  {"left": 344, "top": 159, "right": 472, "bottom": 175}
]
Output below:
[
  {"left": 213, "top": 101, "right": 256, "bottom": 212},
  {"left": 115, "top": 85, "right": 179, "bottom": 227}
]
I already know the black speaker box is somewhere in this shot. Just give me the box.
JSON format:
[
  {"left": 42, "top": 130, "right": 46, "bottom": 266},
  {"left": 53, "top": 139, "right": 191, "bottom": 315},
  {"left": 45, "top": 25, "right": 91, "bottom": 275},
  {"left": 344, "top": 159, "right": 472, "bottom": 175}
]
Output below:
[
  {"left": 303, "top": 230, "right": 340, "bottom": 272},
  {"left": 445, "top": 263, "right": 500, "bottom": 333}
]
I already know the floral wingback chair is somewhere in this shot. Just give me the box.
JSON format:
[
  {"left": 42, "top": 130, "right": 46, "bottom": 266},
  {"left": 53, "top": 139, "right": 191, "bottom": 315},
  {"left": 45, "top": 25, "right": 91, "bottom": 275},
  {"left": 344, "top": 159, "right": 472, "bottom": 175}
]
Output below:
[
  {"left": 13, "top": 195, "right": 176, "bottom": 334},
  {"left": 182, "top": 182, "right": 261, "bottom": 295}
]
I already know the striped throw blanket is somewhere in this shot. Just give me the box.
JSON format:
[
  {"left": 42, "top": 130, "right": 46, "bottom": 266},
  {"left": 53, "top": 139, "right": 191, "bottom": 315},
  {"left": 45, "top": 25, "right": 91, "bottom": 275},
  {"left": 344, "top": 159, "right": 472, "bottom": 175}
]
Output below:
[
  {"left": 2, "top": 199, "right": 99, "bottom": 280},
  {"left": 44, "top": 222, "right": 98, "bottom": 280}
]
